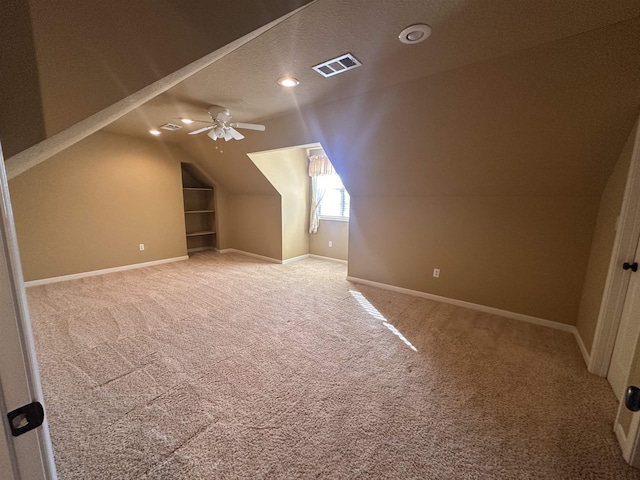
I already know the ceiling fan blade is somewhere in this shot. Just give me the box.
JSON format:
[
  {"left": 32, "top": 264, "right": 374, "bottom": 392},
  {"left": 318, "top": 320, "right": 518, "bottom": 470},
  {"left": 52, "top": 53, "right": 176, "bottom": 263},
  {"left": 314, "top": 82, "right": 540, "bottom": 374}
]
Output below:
[
  {"left": 227, "top": 127, "right": 245, "bottom": 141},
  {"left": 188, "top": 118, "right": 214, "bottom": 124},
  {"left": 189, "top": 125, "right": 214, "bottom": 135},
  {"left": 232, "top": 122, "right": 266, "bottom": 132}
]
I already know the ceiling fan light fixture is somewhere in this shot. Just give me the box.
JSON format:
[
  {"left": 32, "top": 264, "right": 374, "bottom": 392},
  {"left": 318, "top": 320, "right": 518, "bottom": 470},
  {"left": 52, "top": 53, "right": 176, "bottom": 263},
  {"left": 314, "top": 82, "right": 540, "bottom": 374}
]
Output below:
[
  {"left": 399, "top": 24, "right": 432, "bottom": 44},
  {"left": 207, "top": 129, "right": 218, "bottom": 141},
  {"left": 189, "top": 105, "right": 265, "bottom": 142},
  {"left": 278, "top": 76, "right": 299, "bottom": 87},
  {"left": 149, "top": 129, "right": 161, "bottom": 136},
  {"left": 207, "top": 126, "right": 227, "bottom": 141}
]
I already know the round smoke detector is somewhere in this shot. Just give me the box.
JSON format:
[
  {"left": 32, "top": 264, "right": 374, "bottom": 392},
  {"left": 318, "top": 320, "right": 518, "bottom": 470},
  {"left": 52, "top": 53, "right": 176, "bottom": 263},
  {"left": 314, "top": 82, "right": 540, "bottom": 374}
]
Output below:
[{"left": 399, "top": 24, "right": 432, "bottom": 44}]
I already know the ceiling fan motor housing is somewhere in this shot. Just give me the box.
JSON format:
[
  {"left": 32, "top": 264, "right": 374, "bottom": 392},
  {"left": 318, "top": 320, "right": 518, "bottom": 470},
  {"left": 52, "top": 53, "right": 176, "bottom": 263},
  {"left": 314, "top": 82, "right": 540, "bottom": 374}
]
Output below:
[{"left": 208, "top": 105, "right": 230, "bottom": 120}]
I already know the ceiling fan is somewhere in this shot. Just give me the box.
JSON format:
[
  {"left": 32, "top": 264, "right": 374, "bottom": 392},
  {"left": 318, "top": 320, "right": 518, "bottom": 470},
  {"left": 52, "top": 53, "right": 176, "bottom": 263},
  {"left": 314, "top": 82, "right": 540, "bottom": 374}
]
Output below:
[{"left": 188, "top": 105, "right": 266, "bottom": 141}]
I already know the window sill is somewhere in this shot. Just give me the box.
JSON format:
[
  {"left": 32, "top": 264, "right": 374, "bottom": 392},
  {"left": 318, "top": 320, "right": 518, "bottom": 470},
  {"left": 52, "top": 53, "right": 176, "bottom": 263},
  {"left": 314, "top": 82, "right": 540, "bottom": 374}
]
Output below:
[{"left": 319, "top": 216, "right": 349, "bottom": 223}]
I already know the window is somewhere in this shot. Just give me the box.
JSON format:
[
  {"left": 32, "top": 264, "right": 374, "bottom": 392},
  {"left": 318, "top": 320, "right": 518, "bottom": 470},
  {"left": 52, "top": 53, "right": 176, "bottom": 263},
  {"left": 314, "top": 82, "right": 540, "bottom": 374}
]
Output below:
[
  {"left": 318, "top": 172, "right": 350, "bottom": 219},
  {"left": 308, "top": 147, "right": 350, "bottom": 234}
]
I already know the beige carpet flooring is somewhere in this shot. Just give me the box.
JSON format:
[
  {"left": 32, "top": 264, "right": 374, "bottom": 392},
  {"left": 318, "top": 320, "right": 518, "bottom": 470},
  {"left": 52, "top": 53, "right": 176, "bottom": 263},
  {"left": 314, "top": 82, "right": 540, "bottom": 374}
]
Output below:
[{"left": 27, "top": 251, "right": 640, "bottom": 479}]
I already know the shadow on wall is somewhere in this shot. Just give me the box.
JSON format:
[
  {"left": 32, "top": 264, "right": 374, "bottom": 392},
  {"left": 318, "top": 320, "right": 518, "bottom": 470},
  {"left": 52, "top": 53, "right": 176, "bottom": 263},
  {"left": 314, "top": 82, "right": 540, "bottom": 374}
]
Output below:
[{"left": 0, "top": 0, "right": 46, "bottom": 157}]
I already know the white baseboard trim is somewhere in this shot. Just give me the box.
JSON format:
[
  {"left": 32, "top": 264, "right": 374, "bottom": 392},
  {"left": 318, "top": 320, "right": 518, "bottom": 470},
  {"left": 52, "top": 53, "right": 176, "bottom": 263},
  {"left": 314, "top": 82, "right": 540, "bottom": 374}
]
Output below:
[
  {"left": 309, "top": 254, "right": 348, "bottom": 264},
  {"left": 218, "top": 248, "right": 281, "bottom": 264},
  {"left": 24, "top": 256, "right": 189, "bottom": 287},
  {"left": 218, "top": 250, "right": 346, "bottom": 265},
  {"left": 283, "top": 254, "right": 310, "bottom": 264},
  {"left": 346, "top": 275, "right": 576, "bottom": 334},
  {"left": 573, "top": 328, "right": 591, "bottom": 366}
]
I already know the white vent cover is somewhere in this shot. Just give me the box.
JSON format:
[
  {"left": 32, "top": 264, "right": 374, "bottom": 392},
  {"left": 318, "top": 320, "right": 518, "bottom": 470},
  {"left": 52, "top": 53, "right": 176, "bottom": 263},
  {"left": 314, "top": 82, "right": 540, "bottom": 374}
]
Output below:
[
  {"left": 160, "top": 123, "right": 182, "bottom": 131},
  {"left": 312, "top": 53, "right": 362, "bottom": 78}
]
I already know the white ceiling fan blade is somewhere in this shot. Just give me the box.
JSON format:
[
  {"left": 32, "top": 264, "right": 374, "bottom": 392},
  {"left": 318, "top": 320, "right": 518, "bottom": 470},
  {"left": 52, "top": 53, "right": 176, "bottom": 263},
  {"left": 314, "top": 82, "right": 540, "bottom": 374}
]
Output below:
[
  {"left": 189, "top": 118, "right": 214, "bottom": 124},
  {"left": 227, "top": 127, "right": 245, "bottom": 141},
  {"left": 189, "top": 125, "right": 214, "bottom": 135},
  {"left": 232, "top": 122, "right": 266, "bottom": 131}
]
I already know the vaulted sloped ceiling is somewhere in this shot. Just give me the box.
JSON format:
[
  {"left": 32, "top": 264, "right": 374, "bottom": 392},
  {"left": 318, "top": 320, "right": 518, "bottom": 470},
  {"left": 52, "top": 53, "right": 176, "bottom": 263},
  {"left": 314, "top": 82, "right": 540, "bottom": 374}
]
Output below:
[
  {"left": 0, "top": 0, "right": 313, "bottom": 158},
  {"left": 106, "top": 0, "right": 640, "bottom": 137},
  {"left": 99, "top": 0, "right": 640, "bottom": 199},
  {"left": 170, "top": 15, "right": 640, "bottom": 200},
  {"left": 306, "top": 16, "right": 640, "bottom": 199},
  {"left": 3, "top": 0, "right": 640, "bottom": 199}
]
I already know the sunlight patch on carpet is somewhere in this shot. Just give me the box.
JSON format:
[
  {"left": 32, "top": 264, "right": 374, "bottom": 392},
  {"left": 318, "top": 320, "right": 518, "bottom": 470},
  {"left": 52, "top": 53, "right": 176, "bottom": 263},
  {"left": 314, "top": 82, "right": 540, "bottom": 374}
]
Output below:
[{"left": 349, "top": 290, "right": 417, "bottom": 352}]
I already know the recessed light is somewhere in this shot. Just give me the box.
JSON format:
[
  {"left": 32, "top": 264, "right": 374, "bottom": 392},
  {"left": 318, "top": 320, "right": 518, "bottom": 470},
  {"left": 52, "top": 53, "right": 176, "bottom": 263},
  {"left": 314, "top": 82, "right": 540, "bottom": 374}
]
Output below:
[
  {"left": 399, "top": 24, "right": 432, "bottom": 44},
  {"left": 180, "top": 118, "right": 193, "bottom": 124},
  {"left": 149, "top": 129, "right": 161, "bottom": 136},
  {"left": 278, "top": 76, "right": 299, "bottom": 87}
]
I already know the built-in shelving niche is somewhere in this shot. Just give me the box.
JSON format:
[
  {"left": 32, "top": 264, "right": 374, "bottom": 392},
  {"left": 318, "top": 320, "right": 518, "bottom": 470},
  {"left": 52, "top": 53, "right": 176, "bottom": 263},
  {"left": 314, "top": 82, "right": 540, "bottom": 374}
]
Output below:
[{"left": 181, "top": 162, "right": 217, "bottom": 254}]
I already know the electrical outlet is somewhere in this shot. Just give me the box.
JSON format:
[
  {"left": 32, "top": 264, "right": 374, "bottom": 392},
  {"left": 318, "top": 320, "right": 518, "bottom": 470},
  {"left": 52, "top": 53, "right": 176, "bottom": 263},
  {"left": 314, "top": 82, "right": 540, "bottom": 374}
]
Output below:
[
  {"left": 139, "top": 244, "right": 145, "bottom": 251},
  {"left": 328, "top": 241, "right": 333, "bottom": 248},
  {"left": 433, "top": 268, "right": 440, "bottom": 278}
]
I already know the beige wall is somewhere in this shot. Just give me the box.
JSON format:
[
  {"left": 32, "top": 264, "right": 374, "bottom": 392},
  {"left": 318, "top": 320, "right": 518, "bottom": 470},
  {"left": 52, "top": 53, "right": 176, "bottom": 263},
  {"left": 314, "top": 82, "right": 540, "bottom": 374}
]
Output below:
[
  {"left": 0, "top": 0, "right": 45, "bottom": 158},
  {"left": 310, "top": 220, "right": 348, "bottom": 261},
  {"left": 215, "top": 187, "right": 231, "bottom": 250},
  {"left": 576, "top": 120, "right": 638, "bottom": 351},
  {"left": 227, "top": 195, "right": 282, "bottom": 260},
  {"left": 249, "top": 148, "right": 310, "bottom": 260},
  {"left": 348, "top": 195, "right": 598, "bottom": 324},
  {"left": 8, "top": 132, "right": 186, "bottom": 281}
]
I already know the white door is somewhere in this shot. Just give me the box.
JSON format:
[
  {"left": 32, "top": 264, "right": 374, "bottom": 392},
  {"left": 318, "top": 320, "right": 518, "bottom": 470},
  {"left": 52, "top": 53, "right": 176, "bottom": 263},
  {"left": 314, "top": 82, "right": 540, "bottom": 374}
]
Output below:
[
  {"left": 0, "top": 149, "right": 57, "bottom": 479},
  {"left": 614, "top": 311, "right": 640, "bottom": 467},
  {"left": 612, "top": 233, "right": 640, "bottom": 465},
  {"left": 589, "top": 118, "right": 640, "bottom": 381},
  {"left": 608, "top": 241, "right": 640, "bottom": 401}
]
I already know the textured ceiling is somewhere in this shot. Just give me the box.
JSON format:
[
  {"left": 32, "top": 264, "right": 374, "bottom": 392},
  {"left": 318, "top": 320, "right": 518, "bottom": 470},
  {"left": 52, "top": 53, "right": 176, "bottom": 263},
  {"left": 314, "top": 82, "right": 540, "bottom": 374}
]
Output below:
[
  {"left": 28, "top": 0, "right": 314, "bottom": 138},
  {"left": 1, "top": 0, "right": 313, "bottom": 161},
  {"left": 104, "top": 0, "right": 640, "bottom": 141}
]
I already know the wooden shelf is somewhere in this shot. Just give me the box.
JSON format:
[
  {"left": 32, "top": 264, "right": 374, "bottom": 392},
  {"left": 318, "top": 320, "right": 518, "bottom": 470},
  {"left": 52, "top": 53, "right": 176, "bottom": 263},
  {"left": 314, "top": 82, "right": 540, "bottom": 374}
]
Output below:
[
  {"left": 186, "top": 230, "right": 216, "bottom": 237},
  {"left": 182, "top": 163, "right": 216, "bottom": 254}
]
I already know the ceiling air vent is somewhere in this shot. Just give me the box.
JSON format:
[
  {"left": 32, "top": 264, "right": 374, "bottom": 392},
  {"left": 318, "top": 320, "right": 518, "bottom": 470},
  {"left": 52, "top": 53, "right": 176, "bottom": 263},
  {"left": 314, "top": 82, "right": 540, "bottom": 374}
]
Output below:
[
  {"left": 312, "top": 53, "right": 362, "bottom": 78},
  {"left": 160, "top": 123, "right": 182, "bottom": 131}
]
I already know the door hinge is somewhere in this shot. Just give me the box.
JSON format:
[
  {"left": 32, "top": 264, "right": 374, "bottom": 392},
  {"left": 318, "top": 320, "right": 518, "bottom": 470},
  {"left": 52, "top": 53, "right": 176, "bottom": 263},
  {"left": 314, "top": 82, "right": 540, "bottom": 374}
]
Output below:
[{"left": 7, "top": 401, "right": 44, "bottom": 437}]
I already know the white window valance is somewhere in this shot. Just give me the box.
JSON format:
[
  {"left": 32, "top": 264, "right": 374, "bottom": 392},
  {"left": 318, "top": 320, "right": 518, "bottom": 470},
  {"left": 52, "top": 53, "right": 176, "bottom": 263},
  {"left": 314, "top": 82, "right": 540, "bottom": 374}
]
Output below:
[{"left": 308, "top": 154, "right": 335, "bottom": 177}]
